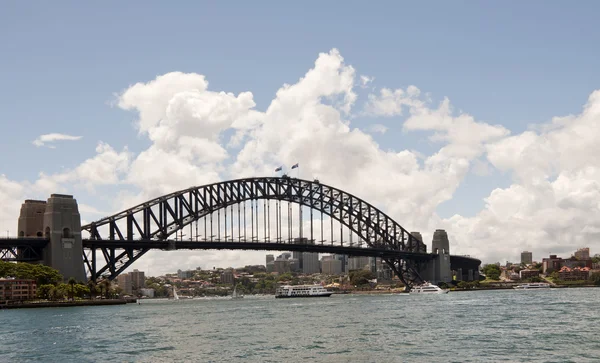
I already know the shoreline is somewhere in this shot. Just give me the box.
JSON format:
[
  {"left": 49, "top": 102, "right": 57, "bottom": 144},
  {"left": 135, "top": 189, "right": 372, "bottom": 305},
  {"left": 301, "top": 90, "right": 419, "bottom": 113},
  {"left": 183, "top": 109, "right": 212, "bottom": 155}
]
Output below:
[{"left": 1, "top": 298, "right": 137, "bottom": 310}]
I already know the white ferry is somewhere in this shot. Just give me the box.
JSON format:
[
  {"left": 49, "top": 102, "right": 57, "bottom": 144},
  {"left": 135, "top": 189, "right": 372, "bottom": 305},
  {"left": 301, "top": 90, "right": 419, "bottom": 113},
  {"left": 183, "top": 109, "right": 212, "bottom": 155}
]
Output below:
[
  {"left": 275, "top": 285, "right": 333, "bottom": 298},
  {"left": 410, "top": 282, "right": 449, "bottom": 294},
  {"left": 513, "top": 282, "right": 551, "bottom": 290}
]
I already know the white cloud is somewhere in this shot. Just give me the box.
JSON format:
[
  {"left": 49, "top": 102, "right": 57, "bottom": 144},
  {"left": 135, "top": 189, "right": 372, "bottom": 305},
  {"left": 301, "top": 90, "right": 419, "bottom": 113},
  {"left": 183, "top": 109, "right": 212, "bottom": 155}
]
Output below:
[
  {"left": 442, "top": 90, "right": 600, "bottom": 263},
  {"left": 33, "top": 133, "right": 82, "bottom": 147},
  {"left": 366, "top": 123, "right": 388, "bottom": 134},
  {"left": 364, "top": 86, "right": 423, "bottom": 116},
  {"left": 0, "top": 175, "right": 26, "bottom": 235},
  {"left": 2, "top": 48, "right": 600, "bottom": 275},
  {"left": 360, "top": 75, "right": 374, "bottom": 88},
  {"left": 34, "top": 142, "right": 131, "bottom": 193}
]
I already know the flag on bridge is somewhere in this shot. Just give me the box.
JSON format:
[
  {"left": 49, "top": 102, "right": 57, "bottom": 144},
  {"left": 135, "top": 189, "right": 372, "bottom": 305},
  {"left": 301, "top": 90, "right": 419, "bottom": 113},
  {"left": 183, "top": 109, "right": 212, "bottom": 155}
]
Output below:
[
  {"left": 275, "top": 166, "right": 283, "bottom": 172},
  {"left": 291, "top": 163, "right": 299, "bottom": 169}
]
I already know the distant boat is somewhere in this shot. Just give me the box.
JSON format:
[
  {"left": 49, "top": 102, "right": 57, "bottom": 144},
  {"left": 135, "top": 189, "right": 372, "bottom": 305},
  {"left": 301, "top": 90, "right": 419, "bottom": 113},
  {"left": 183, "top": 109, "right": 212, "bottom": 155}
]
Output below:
[
  {"left": 410, "top": 282, "right": 449, "bottom": 294},
  {"left": 275, "top": 285, "right": 332, "bottom": 298},
  {"left": 172, "top": 286, "right": 180, "bottom": 300},
  {"left": 232, "top": 284, "right": 243, "bottom": 299}
]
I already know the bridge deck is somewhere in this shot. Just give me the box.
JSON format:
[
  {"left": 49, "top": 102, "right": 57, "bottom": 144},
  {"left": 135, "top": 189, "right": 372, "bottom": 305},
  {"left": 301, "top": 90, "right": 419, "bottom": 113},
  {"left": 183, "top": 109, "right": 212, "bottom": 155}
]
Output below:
[{"left": 81, "top": 239, "right": 436, "bottom": 260}]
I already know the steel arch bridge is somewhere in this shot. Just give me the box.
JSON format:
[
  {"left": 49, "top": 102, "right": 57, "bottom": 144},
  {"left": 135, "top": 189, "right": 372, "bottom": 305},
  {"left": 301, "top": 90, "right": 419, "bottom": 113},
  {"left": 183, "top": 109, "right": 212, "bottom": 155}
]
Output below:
[{"left": 82, "top": 176, "right": 431, "bottom": 286}]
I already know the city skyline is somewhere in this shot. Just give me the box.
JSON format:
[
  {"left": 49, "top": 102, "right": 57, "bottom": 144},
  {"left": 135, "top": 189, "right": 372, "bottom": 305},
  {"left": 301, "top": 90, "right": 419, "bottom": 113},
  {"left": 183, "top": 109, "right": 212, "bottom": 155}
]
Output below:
[{"left": 2, "top": 3, "right": 600, "bottom": 275}]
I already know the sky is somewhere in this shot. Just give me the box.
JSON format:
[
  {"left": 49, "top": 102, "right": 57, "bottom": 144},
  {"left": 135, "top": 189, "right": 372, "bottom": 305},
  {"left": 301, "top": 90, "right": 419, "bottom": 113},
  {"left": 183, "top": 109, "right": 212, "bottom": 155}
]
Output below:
[{"left": 1, "top": 2, "right": 600, "bottom": 274}]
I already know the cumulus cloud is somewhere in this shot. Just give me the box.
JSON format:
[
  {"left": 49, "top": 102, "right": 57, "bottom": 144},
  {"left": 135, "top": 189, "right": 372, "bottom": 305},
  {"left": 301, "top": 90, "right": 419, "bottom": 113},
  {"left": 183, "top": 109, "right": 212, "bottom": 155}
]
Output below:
[
  {"left": 32, "top": 133, "right": 82, "bottom": 147},
  {"left": 0, "top": 175, "right": 26, "bottom": 234},
  {"left": 34, "top": 142, "right": 131, "bottom": 193},
  {"left": 442, "top": 91, "right": 600, "bottom": 263},
  {"left": 2, "top": 48, "right": 599, "bottom": 274},
  {"left": 364, "top": 85, "right": 423, "bottom": 116}
]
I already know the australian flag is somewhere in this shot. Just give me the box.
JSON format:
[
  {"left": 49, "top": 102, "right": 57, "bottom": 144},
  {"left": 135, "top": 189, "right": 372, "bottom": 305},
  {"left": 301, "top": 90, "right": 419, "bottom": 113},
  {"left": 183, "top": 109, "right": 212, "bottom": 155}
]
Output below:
[
  {"left": 291, "top": 163, "right": 299, "bottom": 169},
  {"left": 275, "top": 166, "right": 283, "bottom": 172}
]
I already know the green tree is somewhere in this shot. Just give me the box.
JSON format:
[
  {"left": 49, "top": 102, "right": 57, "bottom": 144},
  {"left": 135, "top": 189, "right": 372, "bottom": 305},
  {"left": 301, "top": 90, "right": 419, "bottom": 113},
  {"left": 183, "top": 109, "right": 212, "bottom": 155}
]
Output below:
[
  {"left": 482, "top": 264, "right": 501, "bottom": 280},
  {"left": 0, "top": 261, "right": 63, "bottom": 285},
  {"left": 68, "top": 277, "right": 77, "bottom": 301},
  {"left": 349, "top": 270, "right": 375, "bottom": 286},
  {"left": 101, "top": 280, "right": 112, "bottom": 299},
  {"left": 73, "top": 283, "right": 89, "bottom": 299},
  {"left": 88, "top": 280, "right": 97, "bottom": 299},
  {"left": 590, "top": 272, "right": 600, "bottom": 286},
  {"left": 37, "top": 284, "right": 55, "bottom": 299},
  {"left": 278, "top": 272, "right": 294, "bottom": 282}
]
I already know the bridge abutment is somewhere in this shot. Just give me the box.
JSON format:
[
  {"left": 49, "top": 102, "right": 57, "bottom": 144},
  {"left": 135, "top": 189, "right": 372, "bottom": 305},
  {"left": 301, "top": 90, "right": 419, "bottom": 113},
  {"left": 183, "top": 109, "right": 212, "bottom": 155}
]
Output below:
[
  {"left": 431, "top": 229, "right": 452, "bottom": 284},
  {"left": 18, "top": 195, "right": 86, "bottom": 282},
  {"left": 43, "top": 194, "right": 86, "bottom": 282}
]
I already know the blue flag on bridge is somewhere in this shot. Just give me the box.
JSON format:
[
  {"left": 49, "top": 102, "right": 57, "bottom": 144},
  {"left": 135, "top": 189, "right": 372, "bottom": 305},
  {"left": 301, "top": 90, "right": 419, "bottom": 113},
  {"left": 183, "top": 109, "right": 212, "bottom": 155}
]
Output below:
[
  {"left": 291, "top": 163, "right": 299, "bottom": 169},
  {"left": 275, "top": 166, "right": 283, "bottom": 172}
]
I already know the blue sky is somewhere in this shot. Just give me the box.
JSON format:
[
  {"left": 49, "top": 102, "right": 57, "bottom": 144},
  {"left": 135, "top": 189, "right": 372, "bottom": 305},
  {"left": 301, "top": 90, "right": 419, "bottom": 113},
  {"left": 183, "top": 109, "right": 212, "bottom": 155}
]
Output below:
[{"left": 2, "top": 2, "right": 600, "bottom": 268}]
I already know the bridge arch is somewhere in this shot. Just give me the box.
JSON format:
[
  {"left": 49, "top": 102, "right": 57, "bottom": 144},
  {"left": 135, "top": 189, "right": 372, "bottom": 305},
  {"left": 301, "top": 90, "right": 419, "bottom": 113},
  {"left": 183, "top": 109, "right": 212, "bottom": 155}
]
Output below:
[{"left": 82, "top": 177, "right": 427, "bottom": 284}]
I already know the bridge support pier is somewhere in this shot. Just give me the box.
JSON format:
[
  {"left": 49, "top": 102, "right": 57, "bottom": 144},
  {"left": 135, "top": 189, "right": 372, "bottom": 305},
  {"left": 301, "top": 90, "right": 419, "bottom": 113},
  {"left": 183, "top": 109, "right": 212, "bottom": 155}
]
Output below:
[
  {"left": 43, "top": 194, "right": 86, "bottom": 282},
  {"left": 430, "top": 229, "right": 452, "bottom": 284},
  {"left": 18, "top": 194, "right": 86, "bottom": 282}
]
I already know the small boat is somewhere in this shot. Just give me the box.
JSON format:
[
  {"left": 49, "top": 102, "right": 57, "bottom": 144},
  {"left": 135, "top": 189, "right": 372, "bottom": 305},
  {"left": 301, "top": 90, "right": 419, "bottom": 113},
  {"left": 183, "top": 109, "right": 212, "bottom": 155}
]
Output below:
[
  {"left": 231, "top": 284, "right": 243, "bottom": 299},
  {"left": 172, "top": 286, "right": 180, "bottom": 300},
  {"left": 410, "top": 282, "right": 449, "bottom": 294},
  {"left": 275, "top": 285, "right": 332, "bottom": 298},
  {"left": 513, "top": 282, "right": 550, "bottom": 289}
]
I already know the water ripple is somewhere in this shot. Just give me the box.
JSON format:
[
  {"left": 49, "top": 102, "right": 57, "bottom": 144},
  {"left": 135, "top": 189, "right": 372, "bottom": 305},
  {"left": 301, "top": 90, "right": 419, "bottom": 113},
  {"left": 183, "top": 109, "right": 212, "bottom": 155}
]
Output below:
[{"left": 1, "top": 289, "right": 600, "bottom": 362}]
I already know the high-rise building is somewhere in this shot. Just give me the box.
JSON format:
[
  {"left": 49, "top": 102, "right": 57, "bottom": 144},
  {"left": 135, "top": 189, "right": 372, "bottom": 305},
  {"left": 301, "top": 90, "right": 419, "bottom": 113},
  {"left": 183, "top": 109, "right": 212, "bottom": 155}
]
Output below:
[
  {"left": 574, "top": 248, "right": 590, "bottom": 260},
  {"left": 321, "top": 259, "right": 342, "bottom": 275},
  {"left": 117, "top": 274, "right": 132, "bottom": 295},
  {"left": 289, "top": 258, "right": 300, "bottom": 272},
  {"left": 221, "top": 269, "right": 235, "bottom": 284},
  {"left": 302, "top": 252, "right": 320, "bottom": 274},
  {"left": 177, "top": 269, "right": 194, "bottom": 279},
  {"left": 521, "top": 251, "right": 533, "bottom": 265},
  {"left": 335, "top": 254, "right": 348, "bottom": 273},
  {"left": 348, "top": 256, "right": 370, "bottom": 271},
  {"left": 292, "top": 238, "right": 309, "bottom": 269},
  {"left": 266, "top": 261, "right": 275, "bottom": 273},
  {"left": 130, "top": 269, "right": 145, "bottom": 290},
  {"left": 274, "top": 259, "right": 291, "bottom": 274},
  {"left": 266, "top": 254, "right": 274, "bottom": 265}
]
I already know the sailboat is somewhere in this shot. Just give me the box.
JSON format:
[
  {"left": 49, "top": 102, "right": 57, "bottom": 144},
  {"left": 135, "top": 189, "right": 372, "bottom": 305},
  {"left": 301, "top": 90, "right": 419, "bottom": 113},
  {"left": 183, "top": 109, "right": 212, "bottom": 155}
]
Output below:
[
  {"left": 172, "top": 286, "right": 180, "bottom": 300},
  {"left": 231, "top": 284, "right": 243, "bottom": 299}
]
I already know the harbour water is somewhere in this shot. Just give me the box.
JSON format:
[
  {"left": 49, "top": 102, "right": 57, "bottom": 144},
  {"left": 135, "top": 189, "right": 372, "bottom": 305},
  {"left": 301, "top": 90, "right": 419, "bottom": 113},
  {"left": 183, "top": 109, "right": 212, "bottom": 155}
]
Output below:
[{"left": 1, "top": 288, "right": 599, "bottom": 362}]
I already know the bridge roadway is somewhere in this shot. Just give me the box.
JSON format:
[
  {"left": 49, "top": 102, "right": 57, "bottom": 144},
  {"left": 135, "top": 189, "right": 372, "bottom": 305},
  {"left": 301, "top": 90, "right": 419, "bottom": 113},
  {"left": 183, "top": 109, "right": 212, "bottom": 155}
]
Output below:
[{"left": 0, "top": 237, "right": 480, "bottom": 270}]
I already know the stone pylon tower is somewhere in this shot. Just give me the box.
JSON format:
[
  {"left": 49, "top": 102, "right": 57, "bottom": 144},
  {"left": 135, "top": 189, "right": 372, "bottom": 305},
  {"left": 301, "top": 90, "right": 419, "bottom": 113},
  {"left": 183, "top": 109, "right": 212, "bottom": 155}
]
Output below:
[
  {"left": 410, "top": 231, "right": 426, "bottom": 253},
  {"left": 43, "top": 194, "right": 86, "bottom": 282},
  {"left": 431, "top": 229, "right": 452, "bottom": 283},
  {"left": 18, "top": 200, "right": 47, "bottom": 238},
  {"left": 18, "top": 194, "right": 86, "bottom": 282}
]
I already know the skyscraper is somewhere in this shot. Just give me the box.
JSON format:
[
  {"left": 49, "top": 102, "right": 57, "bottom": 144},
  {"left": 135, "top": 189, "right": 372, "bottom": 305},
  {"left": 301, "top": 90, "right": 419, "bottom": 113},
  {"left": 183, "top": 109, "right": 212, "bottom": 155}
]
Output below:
[
  {"left": 348, "top": 256, "right": 370, "bottom": 271},
  {"left": 574, "top": 248, "right": 590, "bottom": 260},
  {"left": 130, "top": 269, "right": 145, "bottom": 290},
  {"left": 321, "top": 258, "right": 342, "bottom": 275},
  {"left": 302, "top": 252, "right": 320, "bottom": 274},
  {"left": 521, "top": 251, "right": 533, "bottom": 265},
  {"left": 266, "top": 254, "right": 274, "bottom": 265},
  {"left": 117, "top": 274, "right": 132, "bottom": 295}
]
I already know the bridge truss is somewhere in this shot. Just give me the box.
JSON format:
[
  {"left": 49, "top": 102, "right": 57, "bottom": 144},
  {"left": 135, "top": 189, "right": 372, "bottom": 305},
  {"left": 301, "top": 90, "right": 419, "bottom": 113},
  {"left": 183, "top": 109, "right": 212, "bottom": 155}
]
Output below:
[{"left": 79, "top": 177, "right": 428, "bottom": 286}]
